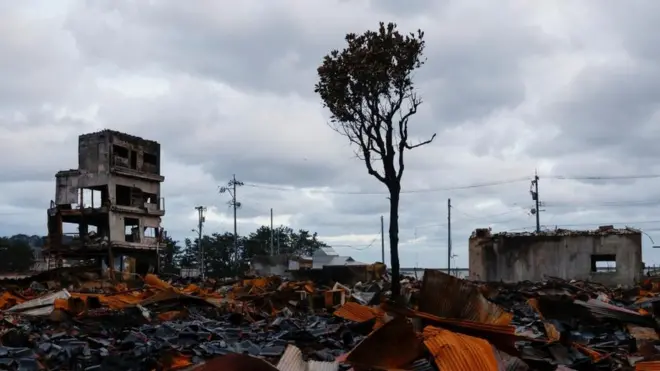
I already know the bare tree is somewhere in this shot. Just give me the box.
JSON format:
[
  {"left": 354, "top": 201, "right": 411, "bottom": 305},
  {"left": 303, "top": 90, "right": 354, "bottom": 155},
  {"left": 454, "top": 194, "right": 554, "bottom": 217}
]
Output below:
[{"left": 314, "top": 22, "right": 435, "bottom": 300}]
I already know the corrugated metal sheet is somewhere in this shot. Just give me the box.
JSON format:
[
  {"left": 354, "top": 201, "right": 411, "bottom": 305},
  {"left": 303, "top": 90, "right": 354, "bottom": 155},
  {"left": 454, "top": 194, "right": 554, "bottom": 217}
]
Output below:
[
  {"left": 636, "top": 361, "right": 660, "bottom": 371},
  {"left": 423, "top": 326, "right": 499, "bottom": 371},
  {"left": 333, "top": 302, "right": 378, "bottom": 323},
  {"left": 277, "top": 345, "right": 338, "bottom": 371},
  {"left": 419, "top": 269, "right": 513, "bottom": 326},
  {"left": 6, "top": 289, "right": 70, "bottom": 316},
  {"left": 382, "top": 303, "right": 521, "bottom": 355},
  {"left": 346, "top": 316, "right": 423, "bottom": 369},
  {"left": 575, "top": 299, "right": 657, "bottom": 328}
]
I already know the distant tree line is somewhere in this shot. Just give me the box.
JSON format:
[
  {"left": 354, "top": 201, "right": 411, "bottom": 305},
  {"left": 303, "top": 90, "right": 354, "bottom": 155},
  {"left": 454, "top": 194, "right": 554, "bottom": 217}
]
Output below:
[
  {"left": 160, "top": 225, "right": 329, "bottom": 277},
  {"left": 1, "top": 226, "right": 328, "bottom": 277},
  {"left": 0, "top": 235, "right": 39, "bottom": 273}
]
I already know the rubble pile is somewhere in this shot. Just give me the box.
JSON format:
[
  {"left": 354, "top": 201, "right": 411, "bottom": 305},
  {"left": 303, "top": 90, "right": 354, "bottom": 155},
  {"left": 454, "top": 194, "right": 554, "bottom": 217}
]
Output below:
[{"left": 0, "top": 267, "right": 660, "bottom": 370}]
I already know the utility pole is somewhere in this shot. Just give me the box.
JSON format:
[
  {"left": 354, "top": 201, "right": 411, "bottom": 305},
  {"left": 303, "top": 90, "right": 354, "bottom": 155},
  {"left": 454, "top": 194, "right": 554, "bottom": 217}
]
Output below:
[
  {"left": 276, "top": 232, "right": 280, "bottom": 255},
  {"left": 380, "top": 215, "right": 385, "bottom": 263},
  {"left": 447, "top": 198, "right": 452, "bottom": 275},
  {"left": 219, "top": 175, "right": 243, "bottom": 269},
  {"left": 270, "top": 208, "right": 274, "bottom": 256},
  {"left": 530, "top": 171, "right": 540, "bottom": 233},
  {"left": 195, "top": 206, "right": 206, "bottom": 279}
]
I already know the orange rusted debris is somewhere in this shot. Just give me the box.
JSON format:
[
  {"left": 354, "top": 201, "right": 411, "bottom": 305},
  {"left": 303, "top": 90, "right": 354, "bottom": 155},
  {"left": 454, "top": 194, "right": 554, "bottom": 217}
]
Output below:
[
  {"left": 423, "top": 326, "right": 500, "bottom": 371},
  {"left": 573, "top": 343, "right": 607, "bottom": 363},
  {"left": 345, "top": 316, "right": 423, "bottom": 370},
  {"left": 636, "top": 360, "right": 660, "bottom": 371},
  {"left": 158, "top": 310, "right": 183, "bottom": 322},
  {"left": 528, "top": 298, "right": 560, "bottom": 342},
  {"left": 324, "top": 289, "right": 345, "bottom": 308},
  {"left": 145, "top": 274, "right": 174, "bottom": 290},
  {"left": 333, "top": 302, "right": 386, "bottom": 328},
  {"left": 383, "top": 303, "right": 521, "bottom": 355},
  {"left": 53, "top": 298, "right": 70, "bottom": 312},
  {"left": 418, "top": 269, "right": 513, "bottom": 326},
  {"left": 0, "top": 291, "right": 25, "bottom": 310},
  {"left": 70, "top": 292, "right": 145, "bottom": 310},
  {"left": 160, "top": 352, "right": 193, "bottom": 370},
  {"left": 543, "top": 322, "right": 561, "bottom": 342},
  {"left": 182, "top": 284, "right": 201, "bottom": 294}
]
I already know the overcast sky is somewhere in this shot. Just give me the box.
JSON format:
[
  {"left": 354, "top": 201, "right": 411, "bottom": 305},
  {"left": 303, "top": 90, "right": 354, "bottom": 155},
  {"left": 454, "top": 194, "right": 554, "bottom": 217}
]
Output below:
[{"left": 4, "top": 1, "right": 660, "bottom": 268}]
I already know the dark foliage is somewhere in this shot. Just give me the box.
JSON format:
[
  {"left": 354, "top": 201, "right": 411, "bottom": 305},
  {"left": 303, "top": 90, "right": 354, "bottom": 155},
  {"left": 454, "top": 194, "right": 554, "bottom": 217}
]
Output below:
[{"left": 0, "top": 237, "right": 35, "bottom": 273}]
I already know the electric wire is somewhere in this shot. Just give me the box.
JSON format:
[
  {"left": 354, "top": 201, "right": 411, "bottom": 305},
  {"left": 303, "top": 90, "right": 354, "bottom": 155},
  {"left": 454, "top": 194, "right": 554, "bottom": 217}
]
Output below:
[
  {"left": 544, "top": 199, "right": 660, "bottom": 208},
  {"left": 332, "top": 237, "right": 378, "bottom": 250},
  {"left": 243, "top": 177, "right": 531, "bottom": 195},
  {"left": 243, "top": 173, "right": 660, "bottom": 196},
  {"left": 546, "top": 174, "right": 660, "bottom": 180},
  {"left": 509, "top": 219, "right": 660, "bottom": 231}
]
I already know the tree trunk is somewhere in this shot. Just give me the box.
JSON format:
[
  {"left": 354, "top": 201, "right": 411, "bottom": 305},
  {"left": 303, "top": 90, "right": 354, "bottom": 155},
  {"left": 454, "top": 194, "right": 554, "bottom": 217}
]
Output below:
[{"left": 388, "top": 185, "right": 401, "bottom": 303}]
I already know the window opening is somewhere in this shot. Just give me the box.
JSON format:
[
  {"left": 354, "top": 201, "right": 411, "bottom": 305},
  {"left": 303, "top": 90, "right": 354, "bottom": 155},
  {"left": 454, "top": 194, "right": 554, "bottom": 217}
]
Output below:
[{"left": 591, "top": 254, "right": 616, "bottom": 273}]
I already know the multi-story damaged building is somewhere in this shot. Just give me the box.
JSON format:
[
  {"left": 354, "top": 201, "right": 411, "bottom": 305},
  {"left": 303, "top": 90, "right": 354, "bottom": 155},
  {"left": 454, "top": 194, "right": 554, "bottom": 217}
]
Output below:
[
  {"left": 468, "top": 226, "right": 643, "bottom": 286},
  {"left": 45, "top": 130, "right": 166, "bottom": 274}
]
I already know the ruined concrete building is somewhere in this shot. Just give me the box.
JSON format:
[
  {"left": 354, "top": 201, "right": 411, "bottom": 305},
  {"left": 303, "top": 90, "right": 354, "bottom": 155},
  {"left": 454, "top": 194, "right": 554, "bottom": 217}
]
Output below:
[
  {"left": 469, "top": 226, "right": 643, "bottom": 286},
  {"left": 45, "top": 130, "right": 166, "bottom": 274}
]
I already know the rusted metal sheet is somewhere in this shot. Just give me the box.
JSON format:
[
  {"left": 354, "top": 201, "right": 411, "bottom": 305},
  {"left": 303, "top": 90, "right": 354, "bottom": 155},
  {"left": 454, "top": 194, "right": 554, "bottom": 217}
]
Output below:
[
  {"left": 423, "top": 326, "right": 499, "bottom": 371},
  {"left": 333, "top": 302, "right": 378, "bottom": 323},
  {"left": 636, "top": 361, "right": 660, "bottom": 371},
  {"left": 383, "top": 303, "right": 521, "bottom": 355},
  {"left": 277, "top": 344, "right": 338, "bottom": 371},
  {"left": 419, "top": 269, "right": 513, "bottom": 325},
  {"left": 346, "top": 316, "right": 423, "bottom": 370}
]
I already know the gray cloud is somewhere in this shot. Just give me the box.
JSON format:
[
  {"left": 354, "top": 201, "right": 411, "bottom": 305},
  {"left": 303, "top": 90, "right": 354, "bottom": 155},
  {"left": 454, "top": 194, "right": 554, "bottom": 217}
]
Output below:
[{"left": 6, "top": 1, "right": 660, "bottom": 270}]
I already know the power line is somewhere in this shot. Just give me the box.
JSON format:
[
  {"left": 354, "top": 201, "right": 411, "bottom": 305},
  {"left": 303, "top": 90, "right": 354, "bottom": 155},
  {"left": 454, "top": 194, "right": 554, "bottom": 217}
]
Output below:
[
  {"left": 242, "top": 173, "right": 660, "bottom": 196},
  {"left": 509, "top": 219, "right": 660, "bottom": 231},
  {"left": 450, "top": 206, "right": 523, "bottom": 220},
  {"left": 243, "top": 177, "right": 531, "bottom": 195},
  {"left": 546, "top": 174, "right": 660, "bottom": 180},
  {"left": 407, "top": 208, "right": 524, "bottom": 230},
  {"left": 545, "top": 199, "right": 660, "bottom": 207},
  {"left": 332, "top": 238, "right": 378, "bottom": 250}
]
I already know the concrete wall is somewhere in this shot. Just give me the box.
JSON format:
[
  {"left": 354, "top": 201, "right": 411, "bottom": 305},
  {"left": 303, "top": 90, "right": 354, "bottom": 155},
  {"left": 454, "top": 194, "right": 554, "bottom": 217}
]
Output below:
[
  {"left": 50, "top": 130, "right": 166, "bottom": 257},
  {"left": 78, "top": 130, "right": 161, "bottom": 176},
  {"left": 55, "top": 172, "right": 161, "bottom": 210},
  {"left": 78, "top": 132, "right": 109, "bottom": 173},
  {"left": 469, "top": 232, "right": 643, "bottom": 285},
  {"left": 108, "top": 212, "right": 161, "bottom": 246}
]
